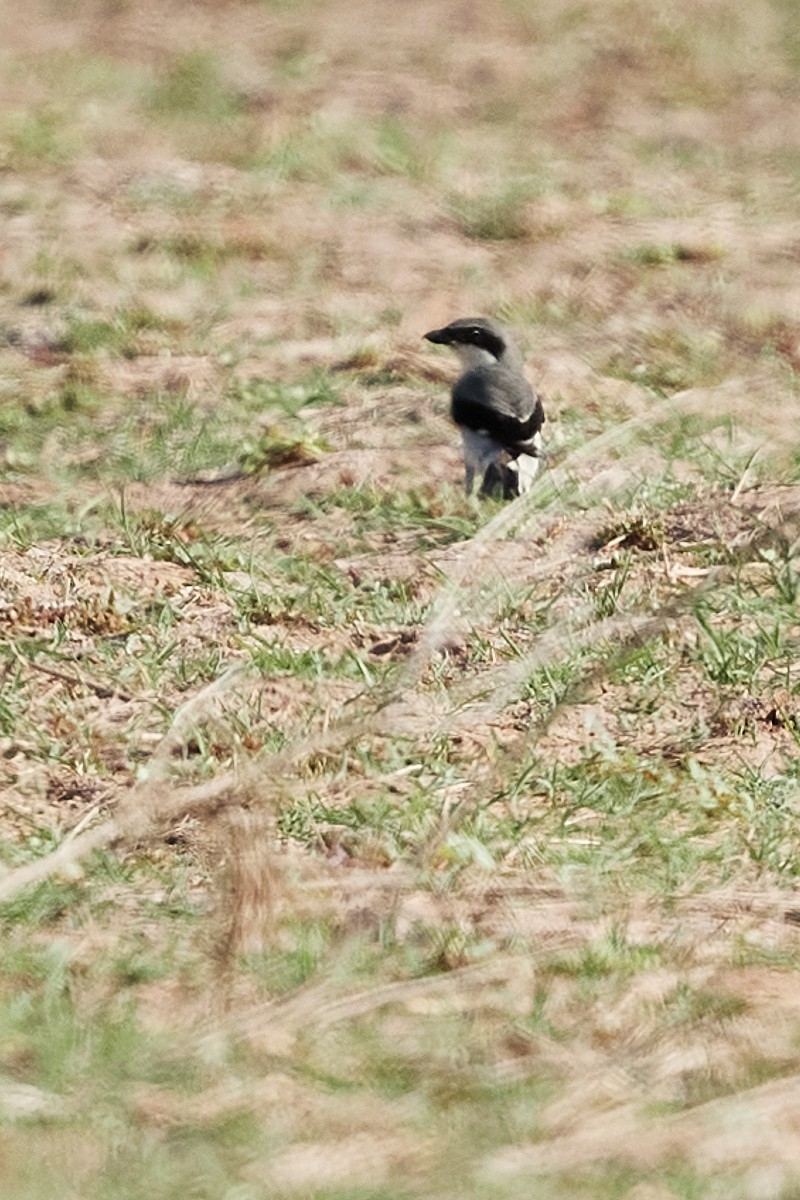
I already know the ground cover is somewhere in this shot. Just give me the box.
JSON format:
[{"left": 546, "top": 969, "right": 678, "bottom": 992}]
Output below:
[{"left": 1, "top": 2, "right": 800, "bottom": 1196}]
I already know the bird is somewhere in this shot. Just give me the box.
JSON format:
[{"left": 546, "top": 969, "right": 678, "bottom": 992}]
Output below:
[{"left": 423, "top": 317, "right": 545, "bottom": 498}]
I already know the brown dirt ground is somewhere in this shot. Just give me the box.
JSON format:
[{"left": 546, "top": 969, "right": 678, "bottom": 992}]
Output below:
[{"left": 3, "top": 1, "right": 800, "bottom": 1193}]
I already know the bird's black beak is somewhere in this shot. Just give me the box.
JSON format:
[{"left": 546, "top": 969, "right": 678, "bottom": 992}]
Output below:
[{"left": 423, "top": 328, "right": 450, "bottom": 345}]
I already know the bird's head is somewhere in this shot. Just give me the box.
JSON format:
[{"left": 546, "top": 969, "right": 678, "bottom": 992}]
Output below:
[{"left": 424, "top": 317, "right": 508, "bottom": 368}]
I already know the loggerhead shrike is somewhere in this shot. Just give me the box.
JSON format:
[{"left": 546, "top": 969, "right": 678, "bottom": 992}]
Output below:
[{"left": 424, "top": 317, "right": 545, "bottom": 498}]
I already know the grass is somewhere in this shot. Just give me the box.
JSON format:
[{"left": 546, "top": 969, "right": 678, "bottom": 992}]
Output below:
[
  {"left": 1, "top": 1, "right": 800, "bottom": 1197},
  {"left": 448, "top": 184, "right": 538, "bottom": 242}
]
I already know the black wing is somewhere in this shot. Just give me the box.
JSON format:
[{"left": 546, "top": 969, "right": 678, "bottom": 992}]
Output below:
[{"left": 451, "top": 366, "right": 544, "bottom": 453}]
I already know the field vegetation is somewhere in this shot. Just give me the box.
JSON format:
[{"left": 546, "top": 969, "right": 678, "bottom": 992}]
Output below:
[{"left": 1, "top": 1, "right": 800, "bottom": 1197}]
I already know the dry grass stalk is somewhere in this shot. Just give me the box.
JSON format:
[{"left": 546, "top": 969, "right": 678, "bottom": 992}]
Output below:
[
  {"left": 197, "top": 954, "right": 531, "bottom": 1048},
  {"left": 217, "top": 807, "right": 279, "bottom": 959},
  {"left": 483, "top": 1071, "right": 800, "bottom": 1177}
]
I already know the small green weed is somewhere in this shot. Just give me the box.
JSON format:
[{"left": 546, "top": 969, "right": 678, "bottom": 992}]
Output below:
[
  {"left": 239, "top": 424, "right": 329, "bottom": 474},
  {"left": 145, "top": 51, "right": 242, "bottom": 123},
  {"left": 448, "top": 184, "right": 535, "bottom": 241},
  {"left": 227, "top": 372, "right": 340, "bottom": 417},
  {"left": 604, "top": 329, "right": 725, "bottom": 393},
  {"left": 618, "top": 241, "right": 724, "bottom": 267},
  {"left": 56, "top": 306, "right": 181, "bottom": 358},
  {"left": 0, "top": 108, "right": 73, "bottom": 168}
]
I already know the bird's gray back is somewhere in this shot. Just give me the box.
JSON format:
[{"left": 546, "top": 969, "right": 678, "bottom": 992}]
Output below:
[{"left": 452, "top": 363, "right": 536, "bottom": 423}]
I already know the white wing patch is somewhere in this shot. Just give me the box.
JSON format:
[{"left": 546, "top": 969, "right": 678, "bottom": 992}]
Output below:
[{"left": 510, "top": 453, "right": 541, "bottom": 494}]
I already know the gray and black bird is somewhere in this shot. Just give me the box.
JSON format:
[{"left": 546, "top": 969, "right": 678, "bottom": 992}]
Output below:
[{"left": 424, "top": 317, "right": 545, "bottom": 498}]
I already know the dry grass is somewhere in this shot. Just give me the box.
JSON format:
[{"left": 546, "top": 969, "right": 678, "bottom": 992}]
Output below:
[{"left": 1, "top": 2, "right": 800, "bottom": 1198}]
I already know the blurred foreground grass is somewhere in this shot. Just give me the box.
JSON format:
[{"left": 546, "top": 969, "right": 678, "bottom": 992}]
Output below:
[{"left": 1, "top": 1, "right": 800, "bottom": 1198}]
